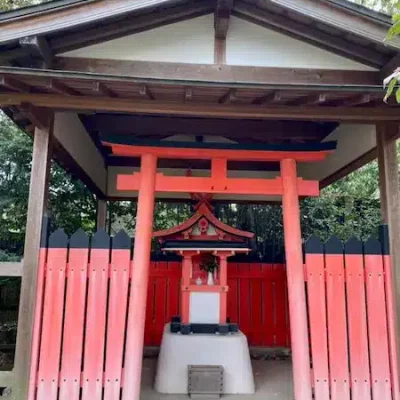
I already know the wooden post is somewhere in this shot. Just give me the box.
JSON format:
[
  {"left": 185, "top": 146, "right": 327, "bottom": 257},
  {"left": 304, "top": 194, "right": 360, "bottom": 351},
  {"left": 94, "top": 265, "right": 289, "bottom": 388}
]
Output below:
[
  {"left": 14, "top": 120, "right": 53, "bottom": 400},
  {"left": 96, "top": 198, "right": 107, "bottom": 230},
  {"left": 122, "top": 154, "right": 157, "bottom": 400},
  {"left": 281, "top": 158, "right": 312, "bottom": 400},
  {"left": 376, "top": 123, "right": 400, "bottom": 389}
]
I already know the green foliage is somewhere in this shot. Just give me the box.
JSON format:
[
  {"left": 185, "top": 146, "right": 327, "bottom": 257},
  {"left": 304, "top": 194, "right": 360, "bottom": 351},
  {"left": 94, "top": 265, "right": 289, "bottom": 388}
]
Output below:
[
  {"left": 349, "top": 0, "right": 400, "bottom": 14},
  {"left": 0, "top": 112, "right": 96, "bottom": 244},
  {"left": 0, "top": 0, "right": 49, "bottom": 12}
]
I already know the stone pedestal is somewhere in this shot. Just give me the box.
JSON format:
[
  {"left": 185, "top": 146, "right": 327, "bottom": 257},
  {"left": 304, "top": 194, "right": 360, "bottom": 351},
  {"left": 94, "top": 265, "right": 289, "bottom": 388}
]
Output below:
[{"left": 155, "top": 324, "right": 255, "bottom": 394}]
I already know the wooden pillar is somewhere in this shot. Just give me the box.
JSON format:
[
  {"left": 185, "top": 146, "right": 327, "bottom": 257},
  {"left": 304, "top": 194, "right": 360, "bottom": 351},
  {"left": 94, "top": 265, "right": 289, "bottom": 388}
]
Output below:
[
  {"left": 219, "top": 254, "right": 228, "bottom": 323},
  {"left": 14, "top": 120, "right": 53, "bottom": 400},
  {"left": 96, "top": 198, "right": 107, "bottom": 230},
  {"left": 181, "top": 254, "right": 191, "bottom": 324},
  {"left": 122, "top": 154, "right": 157, "bottom": 400},
  {"left": 377, "top": 122, "right": 400, "bottom": 390},
  {"left": 280, "top": 158, "right": 312, "bottom": 400}
]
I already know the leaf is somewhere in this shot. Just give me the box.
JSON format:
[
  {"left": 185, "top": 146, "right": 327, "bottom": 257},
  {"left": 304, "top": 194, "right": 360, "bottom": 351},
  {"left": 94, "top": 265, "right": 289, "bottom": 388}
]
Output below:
[
  {"left": 384, "top": 78, "right": 397, "bottom": 102},
  {"left": 395, "top": 87, "right": 400, "bottom": 103}
]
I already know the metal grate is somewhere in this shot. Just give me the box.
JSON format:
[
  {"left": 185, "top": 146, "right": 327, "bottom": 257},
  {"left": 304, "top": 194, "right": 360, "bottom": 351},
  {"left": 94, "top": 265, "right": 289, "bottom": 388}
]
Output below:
[{"left": 188, "top": 365, "right": 224, "bottom": 399}]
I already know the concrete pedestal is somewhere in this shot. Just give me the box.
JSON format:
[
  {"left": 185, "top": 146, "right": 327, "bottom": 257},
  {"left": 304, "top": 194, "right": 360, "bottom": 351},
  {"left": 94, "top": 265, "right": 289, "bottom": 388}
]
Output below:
[{"left": 155, "top": 324, "right": 255, "bottom": 394}]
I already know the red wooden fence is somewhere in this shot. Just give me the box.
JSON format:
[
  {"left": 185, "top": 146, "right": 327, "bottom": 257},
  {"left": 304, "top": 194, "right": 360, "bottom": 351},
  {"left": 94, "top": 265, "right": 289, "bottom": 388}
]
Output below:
[
  {"left": 305, "top": 233, "right": 400, "bottom": 400},
  {"left": 29, "top": 228, "right": 289, "bottom": 400}
]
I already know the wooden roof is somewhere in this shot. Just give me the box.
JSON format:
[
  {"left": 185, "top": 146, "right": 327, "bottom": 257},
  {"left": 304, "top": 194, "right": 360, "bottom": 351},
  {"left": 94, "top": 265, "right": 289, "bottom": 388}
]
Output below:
[{"left": 0, "top": 0, "right": 398, "bottom": 69}]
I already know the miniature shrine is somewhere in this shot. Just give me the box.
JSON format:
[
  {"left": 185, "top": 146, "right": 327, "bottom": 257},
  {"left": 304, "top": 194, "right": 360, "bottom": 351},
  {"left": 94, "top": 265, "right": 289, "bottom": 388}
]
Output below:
[{"left": 153, "top": 193, "right": 256, "bottom": 394}]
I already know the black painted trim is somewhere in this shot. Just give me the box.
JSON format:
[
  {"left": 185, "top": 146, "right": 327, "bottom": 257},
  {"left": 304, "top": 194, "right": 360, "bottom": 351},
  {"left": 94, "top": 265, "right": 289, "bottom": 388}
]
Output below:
[
  {"left": 364, "top": 237, "right": 382, "bottom": 255},
  {"left": 305, "top": 235, "right": 323, "bottom": 254},
  {"left": 379, "top": 225, "right": 390, "bottom": 255},
  {"left": 70, "top": 228, "right": 89, "bottom": 249},
  {"left": 102, "top": 135, "right": 337, "bottom": 152},
  {"left": 324, "top": 236, "right": 343, "bottom": 254},
  {"left": 92, "top": 229, "right": 111, "bottom": 249},
  {"left": 40, "top": 214, "right": 50, "bottom": 248},
  {"left": 344, "top": 236, "right": 363, "bottom": 255},
  {"left": 48, "top": 228, "right": 68, "bottom": 248},
  {"left": 112, "top": 229, "right": 132, "bottom": 250}
]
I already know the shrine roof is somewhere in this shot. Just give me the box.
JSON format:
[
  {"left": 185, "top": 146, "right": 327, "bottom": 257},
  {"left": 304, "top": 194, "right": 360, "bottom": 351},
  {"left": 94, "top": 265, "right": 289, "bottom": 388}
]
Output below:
[
  {"left": 162, "top": 240, "right": 250, "bottom": 250},
  {"left": 153, "top": 202, "right": 254, "bottom": 240}
]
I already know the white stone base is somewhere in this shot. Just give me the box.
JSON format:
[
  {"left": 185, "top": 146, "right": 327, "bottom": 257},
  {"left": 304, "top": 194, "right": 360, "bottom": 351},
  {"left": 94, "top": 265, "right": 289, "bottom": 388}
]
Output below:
[{"left": 154, "top": 324, "right": 255, "bottom": 394}]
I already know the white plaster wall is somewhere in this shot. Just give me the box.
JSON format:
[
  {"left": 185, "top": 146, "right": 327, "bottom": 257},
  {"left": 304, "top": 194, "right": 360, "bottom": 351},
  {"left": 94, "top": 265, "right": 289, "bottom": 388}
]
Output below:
[
  {"left": 299, "top": 124, "right": 376, "bottom": 181},
  {"left": 62, "top": 15, "right": 215, "bottom": 64},
  {"left": 189, "top": 293, "right": 220, "bottom": 323},
  {"left": 226, "top": 17, "right": 377, "bottom": 71},
  {"left": 54, "top": 113, "right": 107, "bottom": 193}
]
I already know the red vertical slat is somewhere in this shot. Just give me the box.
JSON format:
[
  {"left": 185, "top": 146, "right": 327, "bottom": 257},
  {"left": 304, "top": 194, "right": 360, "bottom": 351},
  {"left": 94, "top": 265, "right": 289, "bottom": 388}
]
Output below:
[
  {"left": 365, "top": 249, "right": 392, "bottom": 400},
  {"left": 251, "top": 271, "right": 263, "bottom": 346},
  {"left": 145, "top": 262, "right": 156, "bottom": 346},
  {"left": 262, "top": 263, "right": 274, "bottom": 346},
  {"left": 274, "top": 264, "right": 288, "bottom": 347},
  {"left": 37, "top": 230, "right": 68, "bottom": 400},
  {"left": 227, "top": 262, "right": 238, "bottom": 323},
  {"left": 239, "top": 264, "right": 251, "bottom": 340},
  {"left": 154, "top": 261, "right": 168, "bottom": 345},
  {"left": 59, "top": 231, "right": 89, "bottom": 400},
  {"left": 82, "top": 234, "right": 110, "bottom": 400},
  {"left": 104, "top": 238, "right": 130, "bottom": 400},
  {"left": 306, "top": 251, "right": 330, "bottom": 400},
  {"left": 28, "top": 247, "right": 47, "bottom": 400},
  {"left": 325, "top": 246, "right": 350, "bottom": 400},
  {"left": 345, "top": 247, "right": 371, "bottom": 400},
  {"left": 166, "top": 261, "right": 180, "bottom": 322}
]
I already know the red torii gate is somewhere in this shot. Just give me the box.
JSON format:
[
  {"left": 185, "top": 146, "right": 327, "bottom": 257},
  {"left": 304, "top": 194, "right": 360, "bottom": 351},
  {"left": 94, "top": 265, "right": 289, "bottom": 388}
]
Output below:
[{"left": 103, "top": 138, "right": 336, "bottom": 400}]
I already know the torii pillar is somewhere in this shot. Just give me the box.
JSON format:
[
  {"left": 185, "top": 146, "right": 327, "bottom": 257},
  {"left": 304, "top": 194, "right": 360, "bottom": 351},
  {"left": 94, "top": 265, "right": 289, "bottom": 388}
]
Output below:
[
  {"left": 281, "top": 158, "right": 313, "bottom": 400},
  {"left": 122, "top": 154, "right": 157, "bottom": 400}
]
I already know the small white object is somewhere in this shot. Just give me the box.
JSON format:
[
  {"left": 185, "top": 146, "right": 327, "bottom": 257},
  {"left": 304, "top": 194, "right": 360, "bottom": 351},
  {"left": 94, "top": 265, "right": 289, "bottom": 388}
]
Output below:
[
  {"left": 155, "top": 324, "right": 255, "bottom": 394},
  {"left": 207, "top": 271, "right": 214, "bottom": 286},
  {"left": 196, "top": 277, "right": 203, "bottom": 286}
]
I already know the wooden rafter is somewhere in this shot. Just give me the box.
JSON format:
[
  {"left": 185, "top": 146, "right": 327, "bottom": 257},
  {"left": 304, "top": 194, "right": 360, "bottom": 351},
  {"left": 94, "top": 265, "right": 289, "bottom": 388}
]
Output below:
[
  {"left": 340, "top": 93, "right": 371, "bottom": 107},
  {"left": 0, "top": 76, "right": 31, "bottom": 92},
  {"left": 1, "top": 92, "right": 399, "bottom": 122},
  {"left": 286, "top": 93, "right": 327, "bottom": 106},
  {"left": 139, "top": 85, "right": 155, "bottom": 100},
  {"left": 252, "top": 91, "right": 282, "bottom": 105},
  {"left": 46, "top": 79, "right": 81, "bottom": 96},
  {"left": 92, "top": 81, "right": 118, "bottom": 98},
  {"left": 19, "top": 35, "right": 53, "bottom": 68},
  {"left": 218, "top": 88, "right": 237, "bottom": 104},
  {"left": 214, "top": 0, "right": 233, "bottom": 39}
]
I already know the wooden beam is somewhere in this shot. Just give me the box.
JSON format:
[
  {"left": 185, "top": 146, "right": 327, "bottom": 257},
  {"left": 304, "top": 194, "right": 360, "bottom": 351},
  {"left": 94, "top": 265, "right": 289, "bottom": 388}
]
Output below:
[
  {"left": 139, "top": 85, "right": 155, "bottom": 100},
  {"left": 118, "top": 173, "right": 320, "bottom": 196},
  {"left": 0, "top": 262, "right": 22, "bottom": 277},
  {"left": 218, "top": 88, "right": 237, "bottom": 104},
  {"left": 19, "top": 35, "right": 53, "bottom": 68},
  {"left": 376, "top": 122, "right": 400, "bottom": 382},
  {"left": 92, "top": 81, "right": 118, "bottom": 98},
  {"left": 233, "top": 4, "right": 388, "bottom": 68},
  {"left": 286, "top": 93, "right": 326, "bottom": 106},
  {"left": 214, "top": 37, "right": 226, "bottom": 64},
  {"left": 46, "top": 79, "right": 81, "bottom": 96},
  {"left": 54, "top": 57, "right": 380, "bottom": 86},
  {"left": 2, "top": 92, "right": 399, "bottom": 123},
  {"left": 214, "top": 0, "right": 233, "bottom": 39},
  {"left": 13, "top": 120, "right": 53, "bottom": 400},
  {"left": 18, "top": 104, "right": 51, "bottom": 130},
  {"left": 0, "top": 76, "right": 31, "bottom": 93},
  {"left": 96, "top": 199, "right": 107, "bottom": 230}
]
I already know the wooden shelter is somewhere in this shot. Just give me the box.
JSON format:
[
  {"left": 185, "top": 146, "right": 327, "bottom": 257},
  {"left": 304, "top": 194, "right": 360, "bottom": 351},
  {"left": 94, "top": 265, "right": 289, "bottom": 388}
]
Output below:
[{"left": 0, "top": 1, "right": 400, "bottom": 399}]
